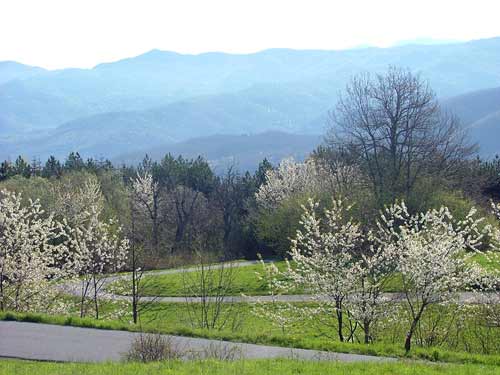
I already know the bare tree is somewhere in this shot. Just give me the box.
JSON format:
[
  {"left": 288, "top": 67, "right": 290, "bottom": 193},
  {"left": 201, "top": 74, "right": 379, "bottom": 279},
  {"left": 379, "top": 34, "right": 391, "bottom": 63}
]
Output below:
[
  {"left": 181, "top": 211, "right": 242, "bottom": 331},
  {"left": 213, "top": 165, "right": 252, "bottom": 255},
  {"left": 182, "top": 252, "right": 243, "bottom": 331},
  {"left": 129, "top": 174, "right": 162, "bottom": 324},
  {"left": 326, "top": 66, "right": 476, "bottom": 203},
  {"left": 168, "top": 186, "right": 202, "bottom": 253},
  {"left": 131, "top": 172, "right": 166, "bottom": 255}
]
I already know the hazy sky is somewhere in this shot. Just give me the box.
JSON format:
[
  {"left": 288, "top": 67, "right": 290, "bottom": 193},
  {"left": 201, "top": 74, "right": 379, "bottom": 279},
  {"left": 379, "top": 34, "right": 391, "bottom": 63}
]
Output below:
[{"left": 1, "top": 0, "right": 500, "bottom": 69}]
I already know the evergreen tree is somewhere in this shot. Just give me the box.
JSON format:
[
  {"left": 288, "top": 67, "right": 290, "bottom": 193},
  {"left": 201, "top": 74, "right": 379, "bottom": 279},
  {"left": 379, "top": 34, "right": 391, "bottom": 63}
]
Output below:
[
  {"left": 64, "top": 152, "right": 85, "bottom": 171},
  {"left": 42, "top": 156, "right": 63, "bottom": 178},
  {"left": 13, "top": 156, "right": 31, "bottom": 178},
  {"left": 0, "top": 160, "right": 13, "bottom": 181}
]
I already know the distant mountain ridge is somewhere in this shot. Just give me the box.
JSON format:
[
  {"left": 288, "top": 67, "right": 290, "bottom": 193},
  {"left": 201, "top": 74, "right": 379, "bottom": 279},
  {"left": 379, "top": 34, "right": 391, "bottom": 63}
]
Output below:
[
  {"left": 1, "top": 37, "right": 500, "bottom": 165},
  {"left": 113, "top": 131, "right": 322, "bottom": 172},
  {"left": 443, "top": 86, "right": 500, "bottom": 157},
  {"left": 0, "top": 61, "right": 46, "bottom": 85}
]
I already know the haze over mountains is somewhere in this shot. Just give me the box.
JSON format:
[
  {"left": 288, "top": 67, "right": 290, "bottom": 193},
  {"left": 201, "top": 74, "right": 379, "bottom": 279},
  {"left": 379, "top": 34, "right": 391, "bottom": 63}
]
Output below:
[{"left": 1, "top": 37, "right": 500, "bottom": 168}]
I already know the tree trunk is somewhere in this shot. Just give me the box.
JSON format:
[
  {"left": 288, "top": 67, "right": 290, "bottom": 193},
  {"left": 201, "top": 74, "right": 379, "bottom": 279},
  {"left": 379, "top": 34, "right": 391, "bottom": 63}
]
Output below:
[
  {"left": 0, "top": 272, "right": 4, "bottom": 311},
  {"left": 132, "top": 267, "right": 138, "bottom": 324},
  {"left": 80, "top": 280, "right": 89, "bottom": 318},
  {"left": 336, "top": 297, "right": 344, "bottom": 342},
  {"left": 405, "top": 303, "right": 426, "bottom": 352},
  {"left": 364, "top": 320, "right": 371, "bottom": 344},
  {"left": 93, "top": 275, "right": 99, "bottom": 320}
]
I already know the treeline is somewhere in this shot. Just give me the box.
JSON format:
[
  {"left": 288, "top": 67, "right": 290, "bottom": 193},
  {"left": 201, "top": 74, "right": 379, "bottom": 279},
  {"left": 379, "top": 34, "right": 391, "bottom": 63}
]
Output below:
[
  {"left": 0, "top": 151, "right": 275, "bottom": 265},
  {"left": 1, "top": 148, "right": 499, "bottom": 262},
  {"left": 0, "top": 152, "right": 113, "bottom": 180}
]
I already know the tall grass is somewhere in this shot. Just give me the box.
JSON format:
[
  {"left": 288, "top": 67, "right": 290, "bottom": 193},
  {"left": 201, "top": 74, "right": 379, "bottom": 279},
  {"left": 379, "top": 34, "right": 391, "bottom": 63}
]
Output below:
[{"left": 0, "top": 359, "right": 499, "bottom": 375}]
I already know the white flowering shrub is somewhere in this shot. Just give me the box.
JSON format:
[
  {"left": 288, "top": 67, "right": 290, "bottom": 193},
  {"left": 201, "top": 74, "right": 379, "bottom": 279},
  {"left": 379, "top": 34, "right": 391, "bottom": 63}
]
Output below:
[
  {"left": 256, "top": 198, "right": 397, "bottom": 343},
  {"left": 256, "top": 197, "right": 493, "bottom": 351},
  {"left": 255, "top": 157, "right": 358, "bottom": 210},
  {"left": 378, "top": 202, "right": 487, "bottom": 351},
  {"left": 0, "top": 190, "right": 69, "bottom": 313},
  {"left": 67, "top": 178, "right": 129, "bottom": 319}
]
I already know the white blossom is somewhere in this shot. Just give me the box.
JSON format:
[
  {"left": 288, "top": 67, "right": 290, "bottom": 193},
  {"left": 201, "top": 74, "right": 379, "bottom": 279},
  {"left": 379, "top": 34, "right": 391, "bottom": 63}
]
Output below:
[
  {"left": 66, "top": 178, "right": 129, "bottom": 319},
  {"left": 254, "top": 198, "right": 394, "bottom": 342},
  {"left": 378, "top": 202, "right": 486, "bottom": 351},
  {"left": 0, "top": 190, "right": 69, "bottom": 313},
  {"left": 255, "top": 157, "right": 358, "bottom": 210}
]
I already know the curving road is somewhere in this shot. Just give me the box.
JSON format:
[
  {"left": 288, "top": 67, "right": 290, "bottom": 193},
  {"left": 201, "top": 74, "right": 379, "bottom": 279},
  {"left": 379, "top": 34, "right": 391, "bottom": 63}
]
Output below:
[{"left": 0, "top": 321, "right": 396, "bottom": 363}]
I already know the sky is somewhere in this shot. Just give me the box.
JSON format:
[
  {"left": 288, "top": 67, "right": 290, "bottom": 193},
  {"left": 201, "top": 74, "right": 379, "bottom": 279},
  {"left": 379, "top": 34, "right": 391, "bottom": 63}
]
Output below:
[{"left": 1, "top": 0, "right": 500, "bottom": 70}]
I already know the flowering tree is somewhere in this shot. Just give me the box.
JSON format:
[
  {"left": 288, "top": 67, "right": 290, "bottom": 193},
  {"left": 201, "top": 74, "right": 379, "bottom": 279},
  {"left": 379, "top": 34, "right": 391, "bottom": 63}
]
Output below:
[
  {"left": 345, "top": 238, "right": 398, "bottom": 343},
  {"left": 378, "top": 202, "right": 486, "bottom": 352},
  {"left": 255, "top": 158, "right": 316, "bottom": 210},
  {"left": 478, "top": 201, "right": 500, "bottom": 328},
  {"left": 127, "top": 172, "right": 161, "bottom": 324},
  {"left": 257, "top": 198, "right": 397, "bottom": 343},
  {"left": 67, "top": 177, "right": 129, "bottom": 319},
  {"left": 257, "top": 197, "right": 491, "bottom": 348},
  {"left": 285, "top": 199, "right": 363, "bottom": 342},
  {"left": 0, "top": 190, "right": 69, "bottom": 313},
  {"left": 131, "top": 172, "right": 164, "bottom": 254},
  {"left": 51, "top": 174, "right": 104, "bottom": 226},
  {"left": 255, "top": 157, "right": 358, "bottom": 210}
]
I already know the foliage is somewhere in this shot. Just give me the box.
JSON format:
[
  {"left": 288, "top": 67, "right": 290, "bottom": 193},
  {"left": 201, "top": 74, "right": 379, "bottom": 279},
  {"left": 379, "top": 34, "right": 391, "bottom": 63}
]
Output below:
[
  {"left": 255, "top": 197, "right": 494, "bottom": 351},
  {"left": 377, "top": 202, "right": 488, "bottom": 351}
]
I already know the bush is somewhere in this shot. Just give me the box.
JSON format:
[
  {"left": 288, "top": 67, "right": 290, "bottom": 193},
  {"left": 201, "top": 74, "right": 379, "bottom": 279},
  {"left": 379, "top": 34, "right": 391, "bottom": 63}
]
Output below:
[{"left": 125, "top": 333, "right": 182, "bottom": 362}]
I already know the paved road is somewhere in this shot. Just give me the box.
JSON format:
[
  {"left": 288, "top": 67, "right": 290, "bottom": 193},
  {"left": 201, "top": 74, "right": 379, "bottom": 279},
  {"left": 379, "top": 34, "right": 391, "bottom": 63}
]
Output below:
[
  {"left": 64, "top": 291, "right": 498, "bottom": 304},
  {"left": 0, "top": 321, "right": 396, "bottom": 363}
]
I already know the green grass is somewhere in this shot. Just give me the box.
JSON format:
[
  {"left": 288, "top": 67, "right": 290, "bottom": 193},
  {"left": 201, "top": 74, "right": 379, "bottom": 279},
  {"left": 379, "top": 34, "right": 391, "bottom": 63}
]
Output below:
[
  {"left": 470, "top": 252, "right": 500, "bottom": 273},
  {"left": 109, "top": 261, "right": 301, "bottom": 297},
  {"left": 109, "top": 261, "right": 403, "bottom": 297},
  {"left": 0, "top": 358, "right": 499, "bottom": 375},
  {"left": 109, "top": 255, "right": 497, "bottom": 297}
]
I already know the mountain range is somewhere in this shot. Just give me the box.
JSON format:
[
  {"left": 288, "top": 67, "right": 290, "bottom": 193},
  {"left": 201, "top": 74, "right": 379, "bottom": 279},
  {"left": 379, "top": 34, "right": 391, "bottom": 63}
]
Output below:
[{"left": 1, "top": 37, "right": 500, "bottom": 168}]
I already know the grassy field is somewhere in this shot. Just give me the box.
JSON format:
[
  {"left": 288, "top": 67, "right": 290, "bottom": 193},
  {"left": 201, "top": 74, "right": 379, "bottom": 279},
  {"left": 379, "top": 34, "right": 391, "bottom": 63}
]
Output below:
[
  {"left": 108, "top": 253, "right": 497, "bottom": 297},
  {"left": 1, "top": 358, "right": 499, "bottom": 375},
  {"left": 111, "top": 261, "right": 296, "bottom": 297},
  {"left": 108, "top": 261, "right": 404, "bottom": 297}
]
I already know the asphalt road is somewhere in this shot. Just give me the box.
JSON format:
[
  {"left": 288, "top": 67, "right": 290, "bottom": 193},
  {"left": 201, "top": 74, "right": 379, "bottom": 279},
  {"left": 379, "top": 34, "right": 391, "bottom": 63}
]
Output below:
[{"left": 0, "top": 321, "right": 396, "bottom": 363}]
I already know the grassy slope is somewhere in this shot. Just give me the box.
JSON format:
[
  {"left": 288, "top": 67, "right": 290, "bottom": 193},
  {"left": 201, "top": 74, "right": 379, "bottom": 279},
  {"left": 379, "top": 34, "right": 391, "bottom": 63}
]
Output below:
[
  {"left": 109, "top": 253, "right": 497, "bottom": 297},
  {"left": 109, "top": 262, "right": 402, "bottom": 297},
  {"left": 1, "top": 358, "right": 499, "bottom": 375},
  {"left": 116, "top": 261, "right": 295, "bottom": 297}
]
